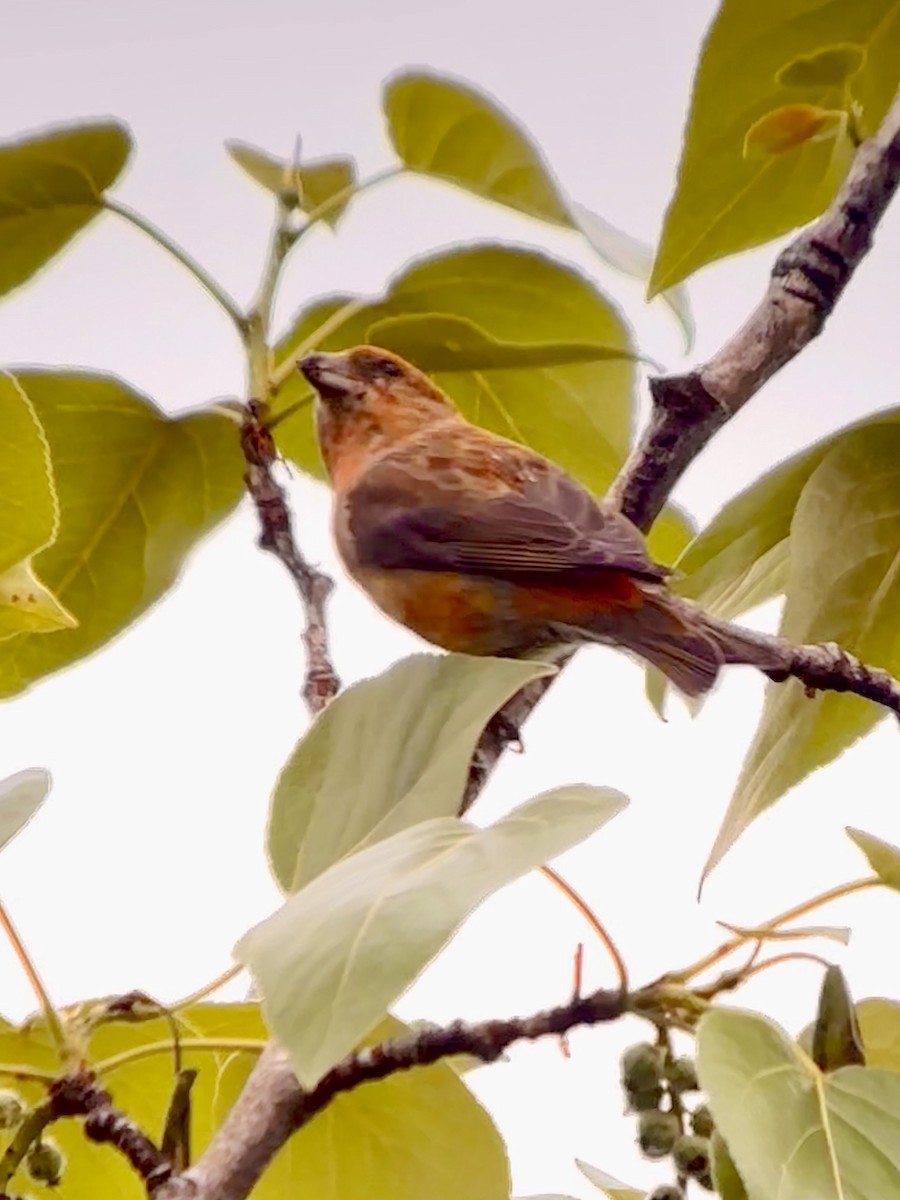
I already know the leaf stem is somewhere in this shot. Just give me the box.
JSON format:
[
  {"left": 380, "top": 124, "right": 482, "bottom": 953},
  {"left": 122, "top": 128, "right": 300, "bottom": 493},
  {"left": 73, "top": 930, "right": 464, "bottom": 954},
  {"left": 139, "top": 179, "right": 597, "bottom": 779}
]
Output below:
[
  {"left": 0, "top": 1063, "right": 57, "bottom": 1084},
  {"left": 103, "top": 198, "right": 246, "bottom": 332},
  {"left": 96, "top": 1037, "right": 266, "bottom": 1078},
  {"left": 170, "top": 964, "right": 244, "bottom": 1011},
  {"left": 0, "top": 900, "right": 66, "bottom": 1062},
  {"left": 541, "top": 866, "right": 628, "bottom": 994}
]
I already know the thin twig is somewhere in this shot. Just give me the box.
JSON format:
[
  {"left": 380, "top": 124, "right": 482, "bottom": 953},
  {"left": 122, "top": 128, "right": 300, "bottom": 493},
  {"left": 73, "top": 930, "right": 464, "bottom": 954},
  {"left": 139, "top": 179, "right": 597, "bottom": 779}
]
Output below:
[
  {"left": 609, "top": 86, "right": 900, "bottom": 530},
  {"left": 240, "top": 405, "right": 339, "bottom": 714}
]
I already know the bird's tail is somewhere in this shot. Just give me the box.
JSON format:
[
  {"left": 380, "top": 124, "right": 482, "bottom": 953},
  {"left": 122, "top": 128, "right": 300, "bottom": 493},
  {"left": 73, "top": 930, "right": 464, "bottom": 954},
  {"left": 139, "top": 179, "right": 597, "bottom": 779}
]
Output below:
[{"left": 590, "top": 589, "right": 786, "bottom": 699}]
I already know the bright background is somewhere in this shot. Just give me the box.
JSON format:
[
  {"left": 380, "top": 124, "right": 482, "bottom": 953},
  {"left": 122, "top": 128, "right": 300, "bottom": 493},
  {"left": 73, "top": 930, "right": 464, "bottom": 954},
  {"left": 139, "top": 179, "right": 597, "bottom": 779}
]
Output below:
[{"left": 2, "top": 1, "right": 899, "bottom": 1194}]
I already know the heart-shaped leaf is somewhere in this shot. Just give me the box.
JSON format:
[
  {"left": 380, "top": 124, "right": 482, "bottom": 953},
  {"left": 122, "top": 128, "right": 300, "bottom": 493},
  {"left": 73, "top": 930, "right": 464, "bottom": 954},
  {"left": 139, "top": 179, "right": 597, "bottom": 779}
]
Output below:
[{"left": 699, "top": 1007, "right": 900, "bottom": 1200}]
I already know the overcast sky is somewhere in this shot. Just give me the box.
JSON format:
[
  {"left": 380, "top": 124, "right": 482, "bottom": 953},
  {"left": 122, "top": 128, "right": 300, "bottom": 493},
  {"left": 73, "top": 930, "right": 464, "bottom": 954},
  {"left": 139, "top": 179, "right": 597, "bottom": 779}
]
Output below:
[{"left": 1, "top": 2, "right": 900, "bottom": 1195}]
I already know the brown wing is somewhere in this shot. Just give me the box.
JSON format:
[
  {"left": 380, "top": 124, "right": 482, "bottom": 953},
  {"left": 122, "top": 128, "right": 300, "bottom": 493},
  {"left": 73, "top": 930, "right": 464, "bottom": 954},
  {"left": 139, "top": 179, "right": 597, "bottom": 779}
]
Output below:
[{"left": 345, "top": 432, "right": 666, "bottom": 582}]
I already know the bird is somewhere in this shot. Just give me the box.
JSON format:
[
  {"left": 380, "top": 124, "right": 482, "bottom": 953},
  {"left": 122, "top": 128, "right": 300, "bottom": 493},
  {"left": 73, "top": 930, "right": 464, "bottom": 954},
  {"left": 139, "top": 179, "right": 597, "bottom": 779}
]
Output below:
[{"left": 299, "top": 345, "right": 775, "bottom": 697}]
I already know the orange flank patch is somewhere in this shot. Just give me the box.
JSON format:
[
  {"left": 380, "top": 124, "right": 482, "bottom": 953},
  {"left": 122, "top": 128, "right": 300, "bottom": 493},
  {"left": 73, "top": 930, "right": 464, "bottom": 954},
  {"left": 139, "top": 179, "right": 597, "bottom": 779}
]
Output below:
[{"left": 350, "top": 561, "right": 646, "bottom": 656}]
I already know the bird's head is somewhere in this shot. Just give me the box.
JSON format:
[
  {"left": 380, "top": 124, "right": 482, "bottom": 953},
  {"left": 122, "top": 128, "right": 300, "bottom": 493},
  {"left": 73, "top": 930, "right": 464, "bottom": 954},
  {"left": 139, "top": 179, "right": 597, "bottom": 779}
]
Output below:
[{"left": 299, "top": 346, "right": 457, "bottom": 479}]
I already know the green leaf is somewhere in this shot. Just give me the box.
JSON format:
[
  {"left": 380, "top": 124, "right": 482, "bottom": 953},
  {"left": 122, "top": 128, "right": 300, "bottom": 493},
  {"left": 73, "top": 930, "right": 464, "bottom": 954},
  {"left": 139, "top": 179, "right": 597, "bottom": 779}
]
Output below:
[
  {"left": 703, "top": 426, "right": 900, "bottom": 876},
  {"left": 0, "top": 768, "right": 50, "bottom": 854},
  {"left": 711, "top": 1132, "right": 750, "bottom": 1200},
  {"left": 812, "top": 964, "right": 865, "bottom": 1072},
  {"left": 0, "top": 121, "right": 131, "bottom": 299},
  {"left": 226, "top": 140, "right": 356, "bottom": 227},
  {"left": 273, "top": 244, "right": 636, "bottom": 496},
  {"left": 0, "top": 373, "right": 75, "bottom": 637},
  {"left": 384, "top": 71, "right": 693, "bottom": 344},
  {"left": 847, "top": 827, "right": 900, "bottom": 891},
  {"left": 576, "top": 1160, "right": 643, "bottom": 1199},
  {"left": 0, "top": 373, "right": 244, "bottom": 697},
  {"left": 238, "top": 785, "right": 627, "bottom": 1087},
  {"left": 384, "top": 71, "right": 571, "bottom": 224},
  {"left": 675, "top": 409, "right": 900, "bottom": 618},
  {"left": 650, "top": 2, "right": 900, "bottom": 293},
  {"left": 698, "top": 1007, "right": 900, "bottom": 1200},
  {"left": 229, "top": 1015, "right": 510, "bottom": 1200},
  {"left": 367, "top": 312, "right": 643, "bottom": 371},
  {"left": 855, "top": 998, "right": 900, "bottom": 1070},
  {"left": 268, "top": 653, "right": 555, "bottom": 892}
]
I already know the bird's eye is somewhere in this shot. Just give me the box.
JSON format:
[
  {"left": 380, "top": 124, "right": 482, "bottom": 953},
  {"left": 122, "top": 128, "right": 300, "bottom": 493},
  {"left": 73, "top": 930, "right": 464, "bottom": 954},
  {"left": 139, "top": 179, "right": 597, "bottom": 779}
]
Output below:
[{"left": 380, "top": 360, "right": 403, "bottom": 379}]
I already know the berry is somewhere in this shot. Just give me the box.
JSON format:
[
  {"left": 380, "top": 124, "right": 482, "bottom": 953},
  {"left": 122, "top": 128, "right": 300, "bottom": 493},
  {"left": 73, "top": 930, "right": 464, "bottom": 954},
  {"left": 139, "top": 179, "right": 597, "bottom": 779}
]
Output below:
[
  {"left": 637, "top": 1110, "right": 680, "bottom": 1160},
  {"left": 0, "top": 1089, "right": 24, "bottom": 1129},
  {"left": 25, "top": 1138, "right": 65, "bottom": 1185},
  {"left": 628, "top": 1085, "right": 664, "bottom": 1112},
  {"left": 665, "top": 1055, "right": 699, "bottom": 1093},
  {"left": 672, "top": 1134, "right": 710, "bottom": 1178},
  {"left": 621, "top": 1042, "right": 665, "bottom": 1092},
  {"left": 690, "top": 1104, "right": 715, "bottom": 1138}
]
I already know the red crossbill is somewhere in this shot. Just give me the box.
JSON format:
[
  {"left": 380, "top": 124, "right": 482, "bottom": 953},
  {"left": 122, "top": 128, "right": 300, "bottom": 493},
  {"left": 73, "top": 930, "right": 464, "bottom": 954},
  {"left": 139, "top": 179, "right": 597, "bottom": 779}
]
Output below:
[{"left": 299, "top": 346, "right": 771, "bottom": 696}]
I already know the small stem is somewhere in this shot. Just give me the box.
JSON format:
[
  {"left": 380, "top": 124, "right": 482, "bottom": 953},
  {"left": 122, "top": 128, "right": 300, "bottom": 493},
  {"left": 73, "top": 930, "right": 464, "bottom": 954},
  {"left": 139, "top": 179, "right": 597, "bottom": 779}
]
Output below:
[
  {"left": 96, "top": 1037, "right": 265, "bottom": 1078},
  {"left": 540, "top": 866, "right": 628, "bottom": 994},
  {"left": 0, "top": 1095, "right": 54, "bottom": 1192},
  {"left": 104, "top": 198, "right": 245, "bottom": 332},
  {"left": 0, "top": 1063, "right": 57, "bottom": 1084},
  {"left": 739, "top": 951, "right": 831, "bottom": 983},
  {"left": 0, "top": 900, "right": 67, "bottom": 1062},
  {"left": 245, "top": 197, "right": 295, "bottom": 402},
  {"left": 171, "top": 964, "right": 244, "bottom": 1011}
]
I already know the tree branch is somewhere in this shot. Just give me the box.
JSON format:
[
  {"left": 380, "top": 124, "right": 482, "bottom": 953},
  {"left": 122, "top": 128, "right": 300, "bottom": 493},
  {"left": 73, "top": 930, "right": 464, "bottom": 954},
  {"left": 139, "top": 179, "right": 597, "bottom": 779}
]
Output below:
[
  {"left": 240, "top": 404, "right": 339, "bottom": 714},
  {"left": 609, "top": 86, "right": 900, "bottom": 531},
  {"left": 153, "top": 986, "right": 628, "bottom": 1200}
]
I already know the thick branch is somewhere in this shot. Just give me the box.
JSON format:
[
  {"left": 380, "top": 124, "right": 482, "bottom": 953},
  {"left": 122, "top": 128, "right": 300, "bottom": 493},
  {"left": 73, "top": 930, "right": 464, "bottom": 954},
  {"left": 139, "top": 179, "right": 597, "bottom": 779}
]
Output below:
[
  {"left": 154, "top": 986, "right": 627, "bottom": 1200},
  {"left": 610, "top": 86, "right": 900, "bottom": 531},
  {"left": 240, "top": 404, "right": 339, "bottom": 714}
]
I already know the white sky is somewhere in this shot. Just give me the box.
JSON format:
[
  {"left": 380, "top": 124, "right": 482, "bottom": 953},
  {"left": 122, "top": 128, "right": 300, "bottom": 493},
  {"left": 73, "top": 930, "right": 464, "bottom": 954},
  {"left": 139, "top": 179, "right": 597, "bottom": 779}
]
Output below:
[{"left": 1, "top": 1, "right": 900, "bottom": 1195}]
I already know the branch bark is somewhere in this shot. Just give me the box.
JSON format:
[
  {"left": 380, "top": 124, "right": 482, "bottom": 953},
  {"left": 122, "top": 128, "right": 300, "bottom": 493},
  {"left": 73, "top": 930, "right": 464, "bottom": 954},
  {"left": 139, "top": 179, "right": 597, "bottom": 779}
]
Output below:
[
  {"left": 158, "top": 89, "right": 900, "bottom": 1200},
  {"left": 240, "top": 403, "right": 339, "bottom": 714}
]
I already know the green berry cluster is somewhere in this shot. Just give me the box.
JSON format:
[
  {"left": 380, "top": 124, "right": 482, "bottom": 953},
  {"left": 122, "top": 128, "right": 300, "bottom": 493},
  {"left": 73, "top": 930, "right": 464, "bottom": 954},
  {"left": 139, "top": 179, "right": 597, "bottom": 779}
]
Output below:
[
  {"left": 0, "top": 1090, "right": 66, "bottom": 1189},
  {"left": 619, "top": 1043, "right": 716, "bottom": 1196}
]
